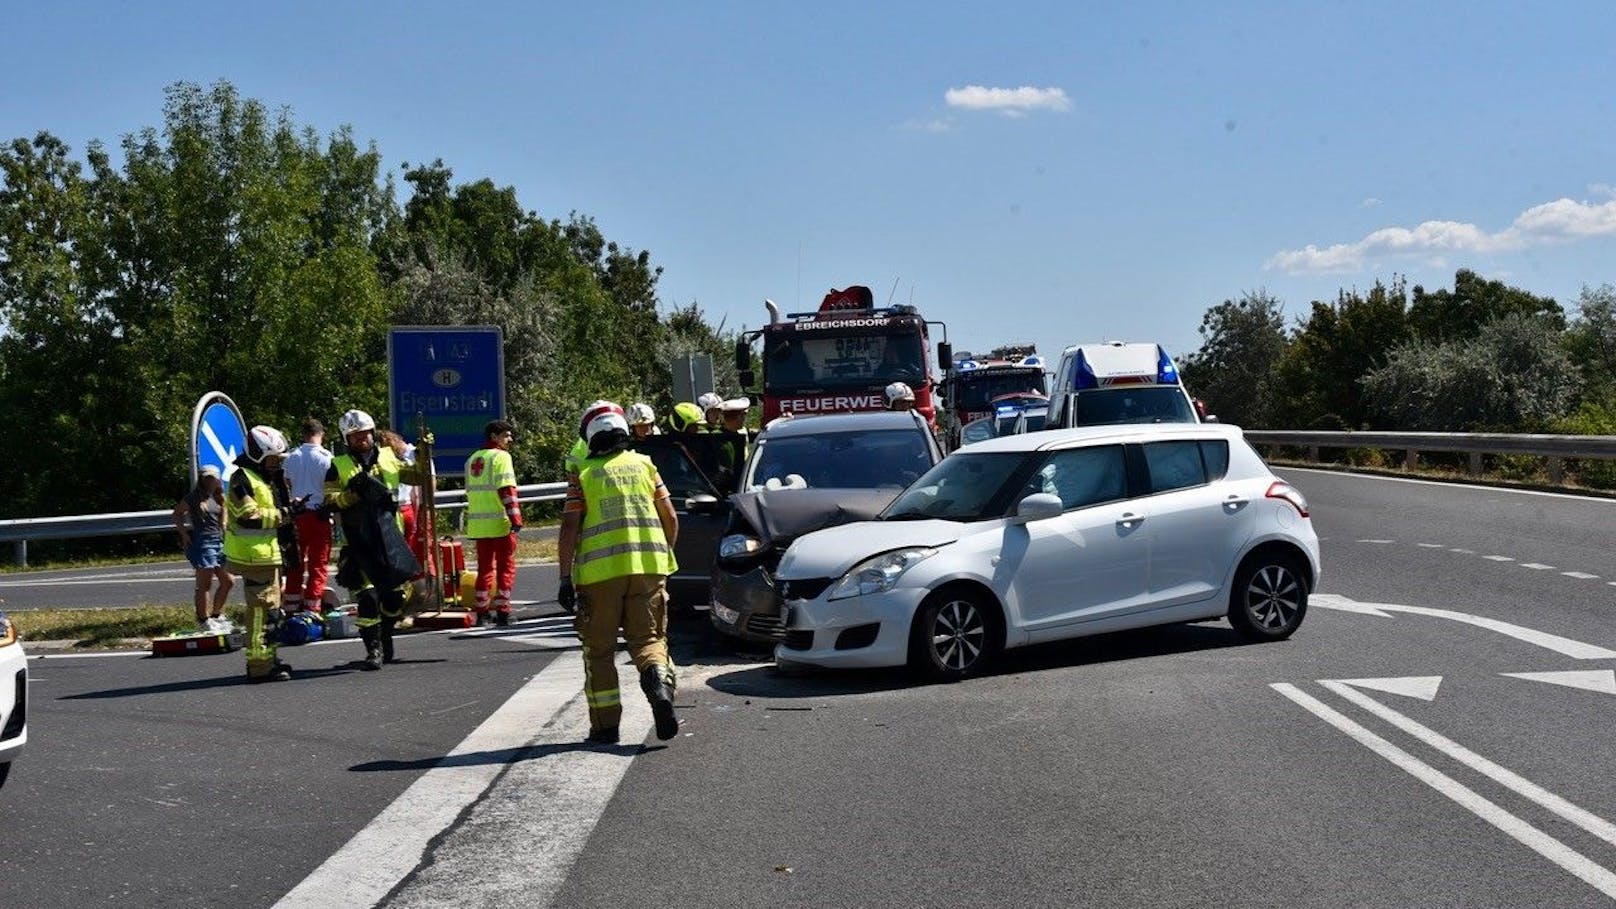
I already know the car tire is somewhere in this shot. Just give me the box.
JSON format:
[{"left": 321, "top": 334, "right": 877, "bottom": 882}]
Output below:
[
  {"left": 0, "top": 761, "right": 9, "bottom": 790},
  {"left": 1228, "top": 552, "right": 1309, "bottom": 642},
  {"left": 909, "top": 589, "right": 998, "bottom": 682}
]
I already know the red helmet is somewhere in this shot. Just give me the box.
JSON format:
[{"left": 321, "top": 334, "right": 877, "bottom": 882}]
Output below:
[{"left": 578, "top": 400, "right": 624, "bottom": 439}]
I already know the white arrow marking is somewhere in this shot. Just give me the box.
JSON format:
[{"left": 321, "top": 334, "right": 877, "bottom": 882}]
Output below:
[
  {"left": 1274, "top": 683, "right": 1616, "bottom": 899},
  {"left": 1502, "top": 670, "right": 1616, "bottom": 696},
  {"left": 1337, "top": 676, "right": 1442, "bottom": 701},
  {"left": 1309, "top": 594, "right": 1616, "bottom": 660},
  {"left": 201, "top": 422, "right": 240, "bottom": 480}
]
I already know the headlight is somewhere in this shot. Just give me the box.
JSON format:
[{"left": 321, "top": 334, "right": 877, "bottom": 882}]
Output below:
[
  {"left": 0, "top": 611, "right": 15, "bottom": 647},
  {"left": 719, "top": 534, "right": 762, "bottom": 560},
  {"left": 827, "top": 548, "right": 937, "bottom": 601}
]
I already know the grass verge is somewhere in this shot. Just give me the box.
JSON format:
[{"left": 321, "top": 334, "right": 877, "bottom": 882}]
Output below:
[
  {"left": 516, "top": 537, "right": 559, "bottom": 562},
  {"left": 12, "top": 603, "right": 235, "bottom": 649}
]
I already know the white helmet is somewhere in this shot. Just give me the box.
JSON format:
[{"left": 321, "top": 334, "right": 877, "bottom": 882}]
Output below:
[
  {"left": 578, "top": 400, "right": 624, "bottom": 439},
  {"left": 584, "top": 411, "right": 630, "bottom": 448},
  {"left": 339, "top": 409, "right": 376, "bottom": 438},
  {"left": 884, "top": 381, "right": 915, "bottom": 404},
  {"left": 627, "top": 402, "right": 656, "bottom": 426},
  {"left": 697, "top": 392, "right": 723, "bottom": 412},
  {"left": 246, "top": 425, "right": 289, "bottom": 464}
]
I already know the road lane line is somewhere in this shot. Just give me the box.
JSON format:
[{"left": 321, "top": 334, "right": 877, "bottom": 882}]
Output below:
[
  {"left": 272, "top": 656, "right": 588, "bottom": 909},
  {"left": 1416, "top": 543, "right": 1447, "bottom": 548},
  {"left": 1357, "top": 539, "right": 1396, "bottom": 544},
  {"left": 1484, "top": 556, "right": 1516, "bottom": 562},
  {"left": 1272, "top": 683, "right": 1616, "bottom": 900},
  {"left": 0, "top": 576, "right": 196, "bottom": 588},
  {"left": 1520, "top": 563, "right": 1557, "bottom": 571},
  {"left": 1563, "top": 572, "right": 1601, "bottom": 580},
  {"left": 1319, "top": 681, "right": 1616, "bottom": 849},
  {"left": 1448, "top": 548, "right": 1475, "bottom": 554},
  {"left": 1279, "top": 466, "right": 1616, "bottom": 503},
  {"left": 1311, "top": 595, "right": 1616, "bottom": 659}
]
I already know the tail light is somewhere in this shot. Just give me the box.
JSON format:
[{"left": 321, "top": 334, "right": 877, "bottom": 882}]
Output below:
[{"left": 1266, "top": 480, "right": 1310, "bottom": 518}]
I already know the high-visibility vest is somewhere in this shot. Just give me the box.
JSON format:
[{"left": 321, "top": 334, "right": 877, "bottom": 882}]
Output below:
[
  {"left": 575, "top": 451, "right": 676, "bottom": 585},
  {"left": 333, "top": 448, "right": 406, "bottom": 530},
  {"left": 224, "top": 466, "right": 281, "bottom": 567},
  {"left": 563, "top": 437, "right": 590, "bottom": 475},
  {"left": 465, "top": 447, "right": 517, "bottom": 538}
]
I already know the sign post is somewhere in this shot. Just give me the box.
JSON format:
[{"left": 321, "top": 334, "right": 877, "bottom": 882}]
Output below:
[
  {"left": 387, "top": 326, "right": 506, "bottom": 477},
  {"left": 190, "top": 392, "right": 247, "bottom": 487}
]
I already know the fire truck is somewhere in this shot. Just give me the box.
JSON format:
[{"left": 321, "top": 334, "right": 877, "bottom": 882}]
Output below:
[
  {"left": 939, "top": 344, "right": 1049, "bottom": 443},
  {"left": 735, "top": 285, "right": 950, "bottom": 424}
]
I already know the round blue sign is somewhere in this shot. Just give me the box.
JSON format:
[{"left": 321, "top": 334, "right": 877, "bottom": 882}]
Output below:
[{"left": 195, "top": 399, "right": 246, "bottom": 482}]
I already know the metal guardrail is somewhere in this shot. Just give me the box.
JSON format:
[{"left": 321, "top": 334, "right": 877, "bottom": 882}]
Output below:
[
  {"left": 1243, "top": 430, "right": 1616, "bottom": 483},
  {"left": 0, "top": 483, "right": 567, "bottom": 567}
]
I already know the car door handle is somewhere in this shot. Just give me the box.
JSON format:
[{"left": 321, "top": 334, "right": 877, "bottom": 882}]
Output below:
[
  {"left": 1224, "top": 495, "right": 1249, "bottom": 506},
  {"left": 1116, "top": 513, "right": 1145, "bottom": 527}
]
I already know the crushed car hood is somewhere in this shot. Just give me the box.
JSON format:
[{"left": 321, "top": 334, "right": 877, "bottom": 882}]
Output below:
[
  {"left": 777, "top": 518, "right": 967, "bottom": 580},
  {"left": 731, "top": 487, "right": 900, "bottom": 549}
]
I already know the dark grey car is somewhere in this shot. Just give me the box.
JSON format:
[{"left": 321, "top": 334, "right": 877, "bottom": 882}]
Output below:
[
  {"left": 705, "top": 411, "right": 943, "bottom": 645},
  {"left": 630, "top": 435, "right": 739, "bottom": 608}
]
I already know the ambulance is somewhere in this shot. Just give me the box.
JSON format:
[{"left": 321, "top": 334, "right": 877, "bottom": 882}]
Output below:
[{"left": 1046, "top": 341, "right": 1202, "bottom": 429}]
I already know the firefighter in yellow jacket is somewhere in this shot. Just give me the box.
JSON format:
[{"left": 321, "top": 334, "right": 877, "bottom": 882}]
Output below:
[
  {"left": 323, "top": 409, "right": 430, "bottom": 670},
  {"left": 225, "top": 425, "right": 302, "bottom": 683},
  {"left": 557, "top": 402, "right": 681, "bottom": 744}
]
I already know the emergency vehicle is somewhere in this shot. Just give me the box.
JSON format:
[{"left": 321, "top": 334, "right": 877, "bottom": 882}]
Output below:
[
  {"left": 735, "top": 286, "right": 950, "bottom": 424},
  {"left": 938, "top": 344, "right": 1048, "bottom": 446},
  {"left": 1046, "top": 341, "right": 1201, "bottom": 429}
]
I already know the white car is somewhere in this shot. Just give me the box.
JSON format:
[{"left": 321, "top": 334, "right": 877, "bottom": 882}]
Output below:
[
  {"left": 0, "top": 608, "right": 26, "bottom": 790},
  {"left": 773, "top": 423, "right": 1318, "bottom": 680}
]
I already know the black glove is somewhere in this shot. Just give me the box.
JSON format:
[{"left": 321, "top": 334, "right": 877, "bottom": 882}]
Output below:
[
  {"left": 556, "top": 579, "right": 576, "bottom": 614},
  {"left": 346, "top": 472, "right": 367, "bottom": 493},
  {"left": 289, "top": 496, "right": 309, "bottom": 517}
]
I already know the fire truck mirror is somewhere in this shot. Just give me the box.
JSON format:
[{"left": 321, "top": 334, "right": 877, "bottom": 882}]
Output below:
[
  {"left": 937, "top": 341, "right": 953, "bottom": 371},
  {"left": 734, "top": 340, "right": 750, "bottom": 372},
  {"left": 739, "top": 369, "right": 755, "bottom": 389}
]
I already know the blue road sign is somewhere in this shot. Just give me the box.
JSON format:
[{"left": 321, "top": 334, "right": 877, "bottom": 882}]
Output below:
[
  {"left": 388, "top": 326, "right": 506, "bottom": 477},
  {"left": 191, "top": 392, "right": 246, "bottom": 485}
]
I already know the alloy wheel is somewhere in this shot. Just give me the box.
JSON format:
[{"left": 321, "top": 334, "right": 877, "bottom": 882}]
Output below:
[
  {"left": 1245, "top": 564, "right": 1302, "bottom": 631},
  {"left": 931, "top": 599, "right": 986, "bottom": 671}
]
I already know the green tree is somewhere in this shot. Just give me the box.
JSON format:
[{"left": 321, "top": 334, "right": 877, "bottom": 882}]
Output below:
[
  {"left": 1270, "top": 278, "right": 1410, "bottom": 429},
  {"left": 1564, "top": 284, "right": 1616, "bottom": 405},
  {"left": 1181, "top": 290, "right": 1289, "bottom": 427},
  {"left": 1408, "top": 268, "right": 1564, "bottom": 343}
]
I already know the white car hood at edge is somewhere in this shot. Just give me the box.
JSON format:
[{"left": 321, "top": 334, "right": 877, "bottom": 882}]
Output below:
[{"left": 777, "top": 518, "right": 967, "bottom": 580}]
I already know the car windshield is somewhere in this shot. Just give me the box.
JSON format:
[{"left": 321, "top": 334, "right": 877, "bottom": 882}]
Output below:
[
  {"left": 745, "top": 428, "right": 933, "bottom": 490},
  {"left": 883, "top": 452, "right": 1030, "bottom": 521},
  {"left": 960, "top": 417, "right": 996, "bottom": 446},
  {"left": 952, "top": 370, "right": 1046, "bottom": 410},
  {"left": 763, "top": 330, "right": 926, "bottom": 390},
  {"left": 1069, "top": 386, "right": 1196, "bottom": 425},
  {"left": 1021, "top": 411, "right": 1047, "bottom": 432}
]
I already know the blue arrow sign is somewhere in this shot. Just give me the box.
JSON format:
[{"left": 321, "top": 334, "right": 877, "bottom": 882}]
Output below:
[
  {"left": 191, "top": 392, "right": 246, "bottom": 485},
  {"left": 388, "top": 326, "right": 506, "bottom": 477}
]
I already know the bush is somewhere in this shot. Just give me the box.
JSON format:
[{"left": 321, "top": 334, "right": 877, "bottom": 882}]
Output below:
[{"left": 1555, "top": 400, "right": 1616, "bottom": 489}]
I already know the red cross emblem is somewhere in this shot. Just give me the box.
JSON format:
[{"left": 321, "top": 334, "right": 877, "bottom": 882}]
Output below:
[{"left": 470, "top": 456, "right": 485, "bottom": 477}]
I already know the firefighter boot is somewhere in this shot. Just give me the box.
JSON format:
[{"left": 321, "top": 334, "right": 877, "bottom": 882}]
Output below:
[
  {"left": 640, "top": 665, "right": 679, "bottom": 741},
  {"left": 359, "top": 625, "right": 384, "bottom": 671},
  {"left": 381, "top": 617, "right": 398, "bottom": 664}
]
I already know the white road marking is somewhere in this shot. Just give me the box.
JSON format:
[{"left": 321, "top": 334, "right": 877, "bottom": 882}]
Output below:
[
  {"left": 1520, "top": 563, "right": 1557, "bottom": 571},
  {"left": 1311, "top": 594, "right": 1616, "bottom": 659},
  {"left": 1563, "top": 572, "right": 1601, "bottom": 580},
  {"left": 1274, "top": 683, "right": 1616, "bottom": 900},
  {"left": 272, "top": 656, "right": 595, "bottom": 909},
  {"left": 1416, "top": 543, "right": 1446, "bottom": 548},
  {"left": 26, "top": 650, "right": 145, "bottom": 660},
  {"left": 1337, "top": 675, "right": 1442, "bottom": 701},
  {"left": 0, "top": 575, "right": 196, "bottom": 589},
  {"left": 1448, "top": 548, "right": 1476, "bottom": 554},
  {"left": 1502, "top": 670, "right": 1616, "bottom": 696},
  {"left": 1483, "top": 555, "right": 1516, "bottom": 562},
  {"left": 1320, "top": 680, "right": 1616, "bottom": 852},
  {"left": 1280, "top": 466, "right": 1616, "bottom": 504},
  {"left": 1357, "top": 539, "right": 1396, "bottom": 544}
]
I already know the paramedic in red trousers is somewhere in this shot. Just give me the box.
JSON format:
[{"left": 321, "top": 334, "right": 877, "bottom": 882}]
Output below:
[
  {"left": 324, "top": 409, "right": 429, "bottom": 670},
  {"left": 557, "top": 403, "right": 681, "bottom": 744},
  {"left": 465, "top": 420, "right": 521, "bottom": 626},
  {"left": 282, "top": 417, "right": 333, "bottom": 613},
  {"left": 225, "top": 425, "right": 302, "bottom": 683}
]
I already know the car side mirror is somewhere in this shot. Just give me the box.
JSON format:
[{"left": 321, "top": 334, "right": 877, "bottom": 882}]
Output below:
[
  {"left": 686, "top": 494, "right": 723, "bottom": 515},
  {"left": 1010, "top": 493, "right": 1062, "bottom": 524},
  {"left": 1203, "top": 414, "right": 1219, "bottom": 423}
]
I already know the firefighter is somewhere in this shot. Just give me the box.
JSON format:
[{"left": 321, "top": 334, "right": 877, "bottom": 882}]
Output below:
[
  {"left": 697, "top": 391, "right": 724, "bottom": 430},
  {"left": 465, "top": 420, "right": 522, "bottom": 626},
  {"left": 627, "top": 403, "right": 659, "bottom": 439},
  {"left": 557, "top": 403, "right": 681, "bottom": 744},
  {"left": 668, "top": 401, "right": 704, "bottom": 434},
  {"left": 225, "top": 425, "right": 301, "bottom": 683},
  {"left": 564, "top": 400, "right": 624, "bottom": 476},
  {"left": 324, "top": 409, "right": 429, "bottom": 670},
  {"left": 885, "top": 381, "right": 917, "bottom": 412}
]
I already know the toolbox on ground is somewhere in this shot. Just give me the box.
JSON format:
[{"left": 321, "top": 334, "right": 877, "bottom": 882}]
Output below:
[{"left": 151, "top": 631, "right": 243, "bottom": 657}]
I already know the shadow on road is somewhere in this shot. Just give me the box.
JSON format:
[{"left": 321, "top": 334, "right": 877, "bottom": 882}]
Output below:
[
  {"left": 60, "top": 666, "right": 358, "bottom": 699},
  {"left": 350, "top": 739, "right": 663, "bottom": 772},
  {"left": 703, "top": 621, "right": 1264, "bottom": 699}
]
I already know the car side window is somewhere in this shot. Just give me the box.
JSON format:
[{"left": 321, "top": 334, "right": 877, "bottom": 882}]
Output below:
[
  {"left": 1142, "top": 440, "right": 1208, "bottom": 493},
  {"left": 1032, "top": 445, "right": 1127, "bottom": 510},
  {"left": 1199, "top": 440, "right": 1230, "bottom": 481}
]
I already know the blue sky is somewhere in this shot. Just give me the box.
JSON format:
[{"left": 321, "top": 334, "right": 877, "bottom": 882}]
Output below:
[{"left": 5, "top": 1, "right": 1616, "bottom": 364}]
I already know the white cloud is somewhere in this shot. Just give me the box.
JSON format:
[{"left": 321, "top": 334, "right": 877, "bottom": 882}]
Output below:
[
  {"left": 1589, "top": 182, "right": 1616, "bottom": 199},
  {"left": 1266, "top": 195, "right": 1616, "bottom": 273},
  {"left": 900, "top": 117, "right": 955, "bottom": 133},
  {"left": 1360, "top": 197, "right": 1382, "bottom": 208},
  {"left": 944, "top": 85, "right": 1072, "bottom": 115}
]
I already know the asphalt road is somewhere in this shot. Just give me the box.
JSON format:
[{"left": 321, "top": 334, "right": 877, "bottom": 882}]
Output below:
[{"left": 7, "top": 469, "right": 1616, "bottom": 908}]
